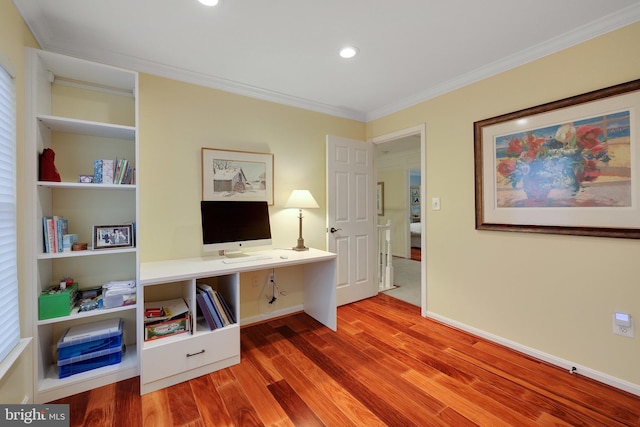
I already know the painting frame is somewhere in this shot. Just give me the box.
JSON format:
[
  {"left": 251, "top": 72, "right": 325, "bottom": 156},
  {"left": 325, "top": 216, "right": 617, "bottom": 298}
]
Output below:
[
  {"left": 202, "top": 148, "right": 274, "bottom": 205},
  {"left": 92, "top": 224, "right": 134, "bottom": 250},
  {"left": 377, "top": 182, "right": 384, "bottom": 216},
  {"left": 474, "top": 79, "right": 640, "bottom": 239}
]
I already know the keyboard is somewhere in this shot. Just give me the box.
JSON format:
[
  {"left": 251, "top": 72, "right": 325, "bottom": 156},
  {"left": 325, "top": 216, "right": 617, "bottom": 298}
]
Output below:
[{"left": 222, "top": 255, "right": 272, "bottom": 264}]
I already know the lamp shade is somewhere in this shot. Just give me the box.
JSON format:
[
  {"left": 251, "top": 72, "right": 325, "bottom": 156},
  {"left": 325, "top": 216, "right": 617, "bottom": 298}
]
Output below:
[{"left": 284, "top": 190, "right": 319, "bottom": 209}]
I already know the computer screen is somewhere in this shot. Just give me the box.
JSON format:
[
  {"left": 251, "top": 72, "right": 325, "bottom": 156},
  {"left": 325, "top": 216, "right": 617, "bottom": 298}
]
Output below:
[{"left": 200, "top": 200, "right": 272, "bottom": 254}]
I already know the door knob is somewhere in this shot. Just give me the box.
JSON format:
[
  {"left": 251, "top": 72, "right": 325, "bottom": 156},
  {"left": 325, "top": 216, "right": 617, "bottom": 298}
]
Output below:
[{"left": 329, "top": 227, "right": 342, "bottom": 233}]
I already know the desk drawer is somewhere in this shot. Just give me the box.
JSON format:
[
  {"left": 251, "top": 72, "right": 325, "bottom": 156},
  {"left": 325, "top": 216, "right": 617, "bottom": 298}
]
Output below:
[{"left": 142, "top": 325, "right": 239, "bottom": 384}]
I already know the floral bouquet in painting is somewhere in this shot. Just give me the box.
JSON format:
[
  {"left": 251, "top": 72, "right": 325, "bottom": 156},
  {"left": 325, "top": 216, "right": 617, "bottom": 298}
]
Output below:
[{"left": 496, "top": 124, "right": 612, "bottom": 201}]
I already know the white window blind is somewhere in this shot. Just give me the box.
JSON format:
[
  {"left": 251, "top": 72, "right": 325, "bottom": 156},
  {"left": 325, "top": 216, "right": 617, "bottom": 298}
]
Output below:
[{"left": 0, "top": 62, "right": 19, "bottom": 363}]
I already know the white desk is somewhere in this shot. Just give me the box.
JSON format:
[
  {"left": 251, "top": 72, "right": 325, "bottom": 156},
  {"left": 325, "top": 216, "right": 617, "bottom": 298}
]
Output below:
[
  {"left": 139, "top": 247, "right": 337, "bottom": 330},
  {"left": 137, "top": 248, "right": 337, "bottom": 394}
]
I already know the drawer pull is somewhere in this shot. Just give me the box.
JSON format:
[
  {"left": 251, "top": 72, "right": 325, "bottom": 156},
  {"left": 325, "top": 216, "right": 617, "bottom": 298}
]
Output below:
[{"left": 186, "top": 349, "right": 205, "bottom": 358}]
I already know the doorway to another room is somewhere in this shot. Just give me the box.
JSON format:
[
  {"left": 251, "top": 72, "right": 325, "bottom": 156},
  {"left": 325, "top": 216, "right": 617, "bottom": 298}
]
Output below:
[{"left": 373, "top": 126, "right": 425, "bottom": 309}]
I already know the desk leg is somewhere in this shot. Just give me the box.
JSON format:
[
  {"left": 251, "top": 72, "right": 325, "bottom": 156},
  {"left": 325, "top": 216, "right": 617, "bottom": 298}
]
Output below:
[{"left": 302, "top": 259, "right": 337, "bottom": 331}]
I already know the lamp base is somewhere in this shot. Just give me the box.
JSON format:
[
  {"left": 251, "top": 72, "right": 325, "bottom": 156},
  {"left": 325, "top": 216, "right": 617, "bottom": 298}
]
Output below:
[{"left": 292, "top": 237, "right": 309, "bottom": 251}]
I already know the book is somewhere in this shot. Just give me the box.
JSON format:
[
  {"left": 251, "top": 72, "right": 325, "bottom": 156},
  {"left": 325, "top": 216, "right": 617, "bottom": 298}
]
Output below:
[
  {"left": 56, "top": 218, "right": 68, "bottom": 253},
  {"left": 93, "top": 160, "right": 103, "bottom": 184},
  {"left": 102, "top": 159, "right": 115, "bottom": 184},
  {"left": 196, "top": 288, "right": 223, "bottom": 329},
  {"left": 210, "top": 290, "right": 230, "bottom": 326},
  {"left": 52, "top": 215, "right": 60, "bottom": 253},
  {"left": 115, "top": 159, "right": 128, "bottom": 184},
  {"left": 42, "top": 216, "right": 52, "bottom": 253},
  {"left": 196, "top": 293, "right": 217, "bottom": 330},
  {"left": 214, "top": 290, "right": 236, "bottom": 324},
  {"left": 143, "top": 298, "right": 189, "bottom": 324},
  {"left": 197, "top": 284, "right": 234, "bottom": 326}
]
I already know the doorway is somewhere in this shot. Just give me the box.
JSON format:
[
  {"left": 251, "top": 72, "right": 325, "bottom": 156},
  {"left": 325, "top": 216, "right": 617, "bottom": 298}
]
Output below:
[{"left": 372, "top": 125, "right": 426, "bottom": 314}]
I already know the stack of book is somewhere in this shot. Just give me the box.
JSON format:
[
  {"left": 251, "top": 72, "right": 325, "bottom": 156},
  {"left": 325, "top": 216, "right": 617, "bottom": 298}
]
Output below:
[
  {"left": 42, "top": 216, "right": 78, "bottom": 253},
  {"left": 196, "top": 283, "right": 236, "bottom": 331},
  {"left": 143, "top": 298, "right": 191, "bottom": 341},
  {"left": 93, "top": 158, "right": 135, "bottom": 184}
]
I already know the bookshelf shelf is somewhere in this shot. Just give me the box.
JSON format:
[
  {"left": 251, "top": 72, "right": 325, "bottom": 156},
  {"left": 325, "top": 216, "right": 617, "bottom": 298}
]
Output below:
[
  {"left": 37, "top": 181, "right": 136, "bottom": 190},
  {"left": 37, "top": 247, "right": 136, "bottom": 260},
  {"left": 26, "top": 48, "right": 139, "bottom": 403},
  {"left": 37, "top": 114, "right": 136, "bottom": 140},
  {"left": 37, "top": 344, "right": 138, "bottom": 404},
  {"left": 36, "top": 303, "right": 136, "bottom": 326}
]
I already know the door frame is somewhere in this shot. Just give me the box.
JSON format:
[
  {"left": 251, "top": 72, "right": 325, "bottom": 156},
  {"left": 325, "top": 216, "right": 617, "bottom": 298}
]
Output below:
[{"left": 370, "top": 124, "right": 427, "bottom": 316}]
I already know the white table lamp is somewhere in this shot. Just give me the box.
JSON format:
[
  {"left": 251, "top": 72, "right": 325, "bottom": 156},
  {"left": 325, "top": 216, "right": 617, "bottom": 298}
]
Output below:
[{"left": 285, "top": 190, "right": 319, "bottom": 251}]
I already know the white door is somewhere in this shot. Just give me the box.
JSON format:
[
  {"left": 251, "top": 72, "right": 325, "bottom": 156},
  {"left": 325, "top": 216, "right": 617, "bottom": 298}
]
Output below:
[{"left": 326, "top": 135, "right": 378, "bottom": 306}]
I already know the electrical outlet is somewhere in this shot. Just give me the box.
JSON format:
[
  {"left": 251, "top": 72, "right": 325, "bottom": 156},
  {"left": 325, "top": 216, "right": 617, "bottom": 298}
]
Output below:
[{"left": 612, "top": 315, "right": 634, "bottom": 338}]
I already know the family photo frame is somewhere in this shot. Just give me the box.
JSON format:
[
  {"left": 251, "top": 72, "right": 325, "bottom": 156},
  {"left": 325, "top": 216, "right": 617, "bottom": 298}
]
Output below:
[
  {"left": 474, "top": 79, "right": 640, "bottom": 239},
  {"left": 93, "top": 224, "right": 134, "bottom": 249},
  {"left": 202, "top": 148, "right": 274, "bottom": 205}
]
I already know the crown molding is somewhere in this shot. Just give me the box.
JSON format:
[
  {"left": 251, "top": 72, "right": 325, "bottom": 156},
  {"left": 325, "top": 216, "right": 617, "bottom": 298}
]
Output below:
[
  {"left": 22, "top": 2, "right": 640, "bottom": 124},
  {"left": 366, "top": 4, "right": 640, "bottom": 122},
  {"left": 33, "top": 44, "right": 368, "bottom": 123}
]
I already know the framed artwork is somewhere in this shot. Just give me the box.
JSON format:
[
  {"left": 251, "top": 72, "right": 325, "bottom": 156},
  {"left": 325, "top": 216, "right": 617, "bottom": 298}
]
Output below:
[
  {"left": 377, "top": 182, "right": 384, "bottom": 215},
  {"left": 410, "top": 185, "right": 420, "bottom": 220},
  {"left": 202, "top": 148, "right": 274, "bottom": 205},
  {"left": 474, "top": 79, "right": 640, "bottom": 239},
  {"left": 93, "top": 224, "right": 134, "bottom": 249}
]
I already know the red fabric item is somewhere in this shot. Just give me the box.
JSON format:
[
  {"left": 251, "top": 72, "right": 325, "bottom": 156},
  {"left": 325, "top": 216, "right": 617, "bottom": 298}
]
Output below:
[{"left": 39, "top": 148, "right": 61, "bottom": 182}]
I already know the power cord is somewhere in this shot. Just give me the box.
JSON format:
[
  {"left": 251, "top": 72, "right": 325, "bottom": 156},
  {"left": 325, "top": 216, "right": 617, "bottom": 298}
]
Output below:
[
  {"left": 259, "top": 269, "right": 287, "bottom": 314},
  {"left": 267, "top": 269, "right": 287, "bottom": 304}
]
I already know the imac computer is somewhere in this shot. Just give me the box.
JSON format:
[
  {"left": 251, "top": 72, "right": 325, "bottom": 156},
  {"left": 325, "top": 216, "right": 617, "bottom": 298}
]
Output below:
[{"left": 200, "top": 200, "right": 272, "bottom": 257}]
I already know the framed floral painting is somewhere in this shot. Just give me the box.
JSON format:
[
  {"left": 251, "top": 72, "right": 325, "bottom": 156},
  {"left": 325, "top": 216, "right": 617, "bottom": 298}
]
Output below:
[{"left": 474, "top": 79, "right": 640, "bottom": 239}]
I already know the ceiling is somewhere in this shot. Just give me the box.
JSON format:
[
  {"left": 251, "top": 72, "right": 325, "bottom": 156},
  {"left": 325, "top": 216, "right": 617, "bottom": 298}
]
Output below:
[{"left": 13, "top": 0, "right": 640, "bottom": 122}]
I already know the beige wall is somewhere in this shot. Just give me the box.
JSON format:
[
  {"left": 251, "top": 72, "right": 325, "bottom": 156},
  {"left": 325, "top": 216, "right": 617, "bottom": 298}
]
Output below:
[
  {"left": 138, "top": 74, "right": 365, "bottom": 319},
  {"left": 1, "top": 0, "right": 39, "bottom": 403},
  {"left": 138, "top": 74, "right": 364, "bottom": 261},
  {"left": 367, "top": 23, "right": 640, "bottom": 387}
]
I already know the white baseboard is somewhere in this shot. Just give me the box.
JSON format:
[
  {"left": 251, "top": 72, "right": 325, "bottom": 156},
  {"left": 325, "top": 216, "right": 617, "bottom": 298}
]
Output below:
[
  {"left": 426, "top": 311, "right": 640, "bottom": 397},
  {"left": 240, "top": 304, "right": 304, "bottom": 327}
]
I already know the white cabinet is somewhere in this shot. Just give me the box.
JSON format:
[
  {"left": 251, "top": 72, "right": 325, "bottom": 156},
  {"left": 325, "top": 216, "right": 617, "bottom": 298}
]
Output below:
[
  {"left": 25, "top": 48, "right": 139, "bottom": 403},
  {"left": 139, "top": 275, "right": 240, "bottom": 394}
]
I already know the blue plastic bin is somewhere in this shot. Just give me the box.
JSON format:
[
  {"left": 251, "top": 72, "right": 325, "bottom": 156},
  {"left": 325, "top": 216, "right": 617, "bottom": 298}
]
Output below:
[
  {"left": 57, "top": 345, "right": 123, "bottom": 378},
  {"left": 57, "top": 319, "right": 123, "bottom": 360}
]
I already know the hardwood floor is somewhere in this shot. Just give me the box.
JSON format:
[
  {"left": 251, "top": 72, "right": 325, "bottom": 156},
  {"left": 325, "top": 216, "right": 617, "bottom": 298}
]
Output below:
[
  {"left": 52, "top": 294, "right": 640, "bottom": 426},
  {"left": 411, "top": 246, "right": 421, "bottom": 261}
]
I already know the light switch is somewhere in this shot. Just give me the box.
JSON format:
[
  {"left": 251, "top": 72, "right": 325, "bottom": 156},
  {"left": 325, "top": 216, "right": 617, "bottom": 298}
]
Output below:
[{"left": 431, "top": 197, "right": 441, "bottom": 211}]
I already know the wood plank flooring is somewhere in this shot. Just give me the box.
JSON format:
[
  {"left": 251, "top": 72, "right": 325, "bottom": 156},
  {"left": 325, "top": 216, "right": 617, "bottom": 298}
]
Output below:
[{"left": 52, "top": 294, "right": 640, "bottom": 426}]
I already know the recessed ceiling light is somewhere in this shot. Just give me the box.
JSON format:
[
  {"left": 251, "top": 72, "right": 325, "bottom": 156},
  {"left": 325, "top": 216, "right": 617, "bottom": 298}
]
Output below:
[
  {"left": 339, "top": 46, "right": 359, "bottom": 59},
  {"left": 198, "top": 0, "right": 221, "bottom": 6}
]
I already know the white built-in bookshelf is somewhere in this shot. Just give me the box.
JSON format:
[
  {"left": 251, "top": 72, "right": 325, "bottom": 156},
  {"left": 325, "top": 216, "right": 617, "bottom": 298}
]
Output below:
[{"left": 25, "top": 48, "right": 139, "bottom": 403}]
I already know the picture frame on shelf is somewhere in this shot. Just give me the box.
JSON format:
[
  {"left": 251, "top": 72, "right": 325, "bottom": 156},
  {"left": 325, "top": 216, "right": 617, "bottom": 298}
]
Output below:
[
  {"left": 92, "top": 224, "right": 134, "bottom": 249},
  {"left": 474, "top": 79, "right": 640, "bottom": 239},
  {"left": 202, "top": 148, "right": 274, "bottom": 205}
]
